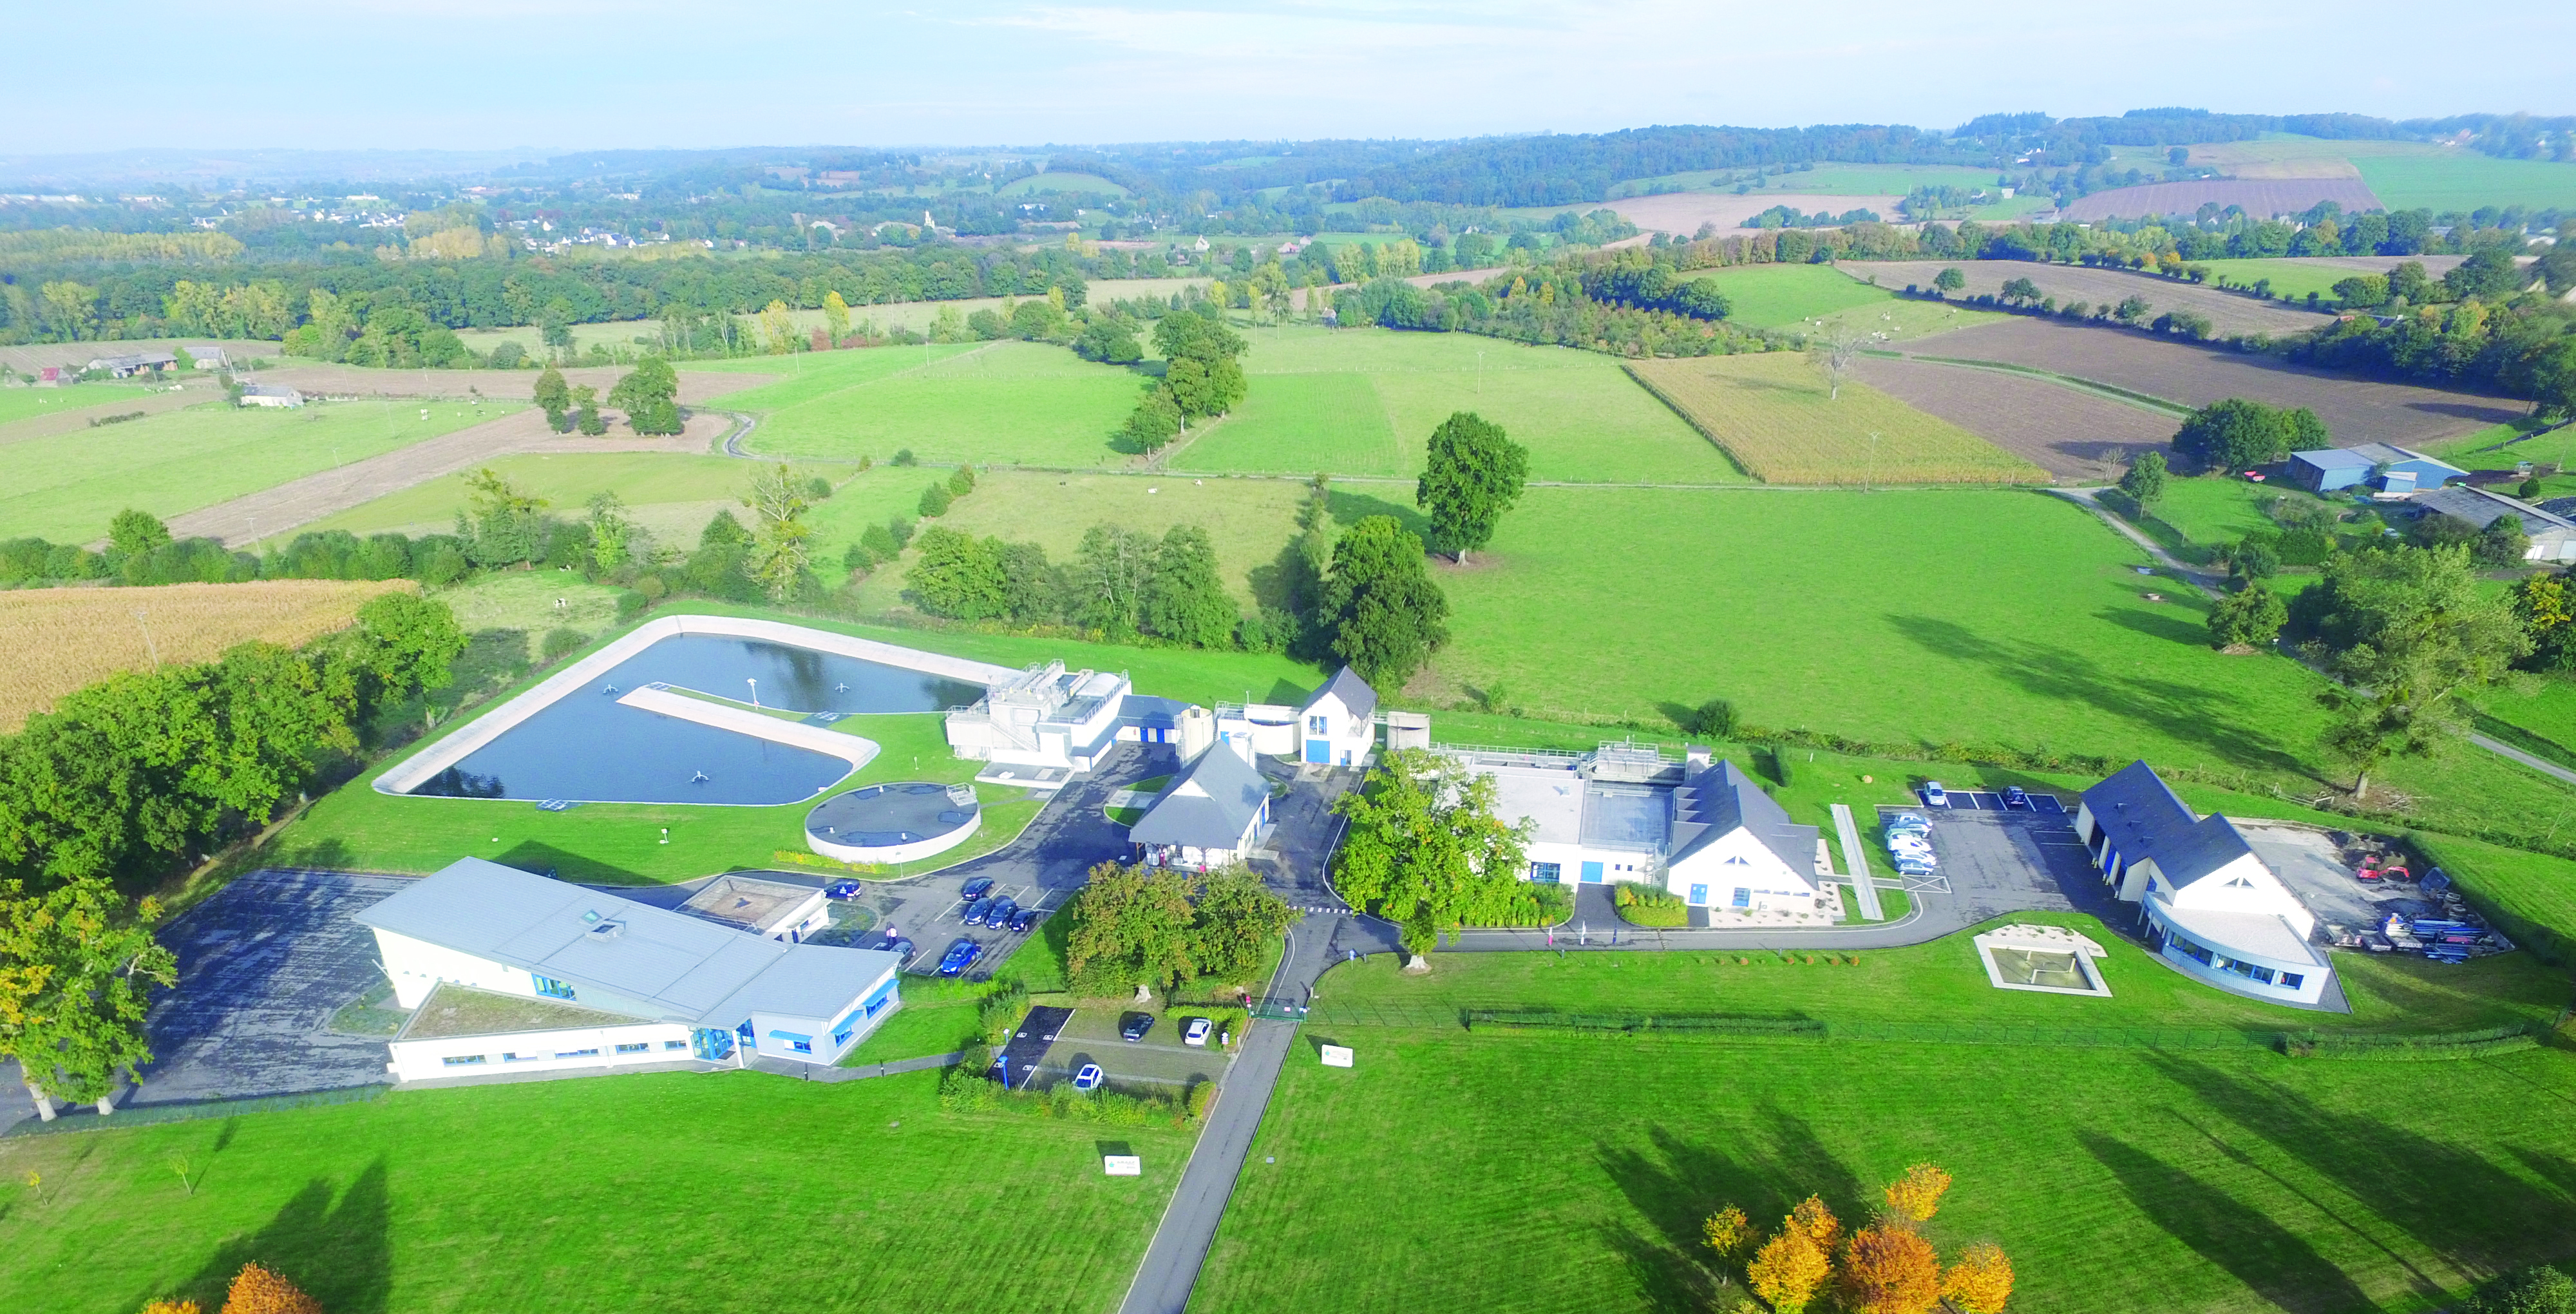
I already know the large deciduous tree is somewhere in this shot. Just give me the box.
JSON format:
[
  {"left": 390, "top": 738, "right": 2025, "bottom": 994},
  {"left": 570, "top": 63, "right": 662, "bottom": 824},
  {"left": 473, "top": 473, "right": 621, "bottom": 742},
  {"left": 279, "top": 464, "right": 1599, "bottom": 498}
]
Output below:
[
  {"left": 1141, "top": 525, "right": 1237, "bottom": 649},
  {"left": 1065, "top": 861, "right": 1293, "bottom": 995},
  {"left": 1941, "top": 1243, "right": 2015, "bottom": 1314},
  {"left": 1416, "top": 412, "right": 1530, "bottom": 564},
  {"left": 1331, "top": 748, "right": 1530, "bottom": 958},
  {"left": 2300, "top": 543, "right": 2530, "bottom": 797},
  {"left": 0, "top": 877, "right": 178, "bottom": 1118},
  {"left": 905, "top": 526, "right": 1007, "bottom": 621},
  {"left": 2170, "top": 398, "right": 2325, "bottom": 474},
  {"left": 606, "top": 356, "right": 683, "bottom": 435},
  {"left": 1316, "top": 516, "right": 1448, "bottom": 690},
  {"left": 1841, "top": 1226, "right": 1944, "bottom": 1314},
  {"left": 741, "top": 462, "right": 814, "bottom": 602}
]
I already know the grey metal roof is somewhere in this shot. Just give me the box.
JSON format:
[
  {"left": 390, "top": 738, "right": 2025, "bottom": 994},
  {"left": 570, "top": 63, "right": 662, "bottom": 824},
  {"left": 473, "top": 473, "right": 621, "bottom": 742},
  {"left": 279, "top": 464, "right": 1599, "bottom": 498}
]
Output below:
[
  {"left": 2410, "top": 485, "right": 2576, "bottom": 538},
  {"left": 2081, "top": 761, "right": 2258, "bottom": 889},
  {"left": 1305, "top": 666, "right": 1378, "bottom": 721},
  {"left": 1129, "top": 745, "right": 1268, "bottom": 849},
  {"left": 2291, "top": 443, "right": 2463, "bottom": 473},
  {"left": 355, "top": 857, "right": 896, "bottom": 1027},
  {"left": 1669, "top": 759, "right": 1817, "bottom": 875},
  {"left": 1114, "top": 692, "right": 1191, "bottom": 730}
]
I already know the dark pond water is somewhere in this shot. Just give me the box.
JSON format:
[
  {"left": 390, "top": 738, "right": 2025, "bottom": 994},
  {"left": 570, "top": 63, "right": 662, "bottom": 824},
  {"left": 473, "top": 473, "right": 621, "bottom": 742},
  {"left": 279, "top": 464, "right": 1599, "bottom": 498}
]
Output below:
[{"left": 410, "top": 634, "right": 987, "bottom": 805}]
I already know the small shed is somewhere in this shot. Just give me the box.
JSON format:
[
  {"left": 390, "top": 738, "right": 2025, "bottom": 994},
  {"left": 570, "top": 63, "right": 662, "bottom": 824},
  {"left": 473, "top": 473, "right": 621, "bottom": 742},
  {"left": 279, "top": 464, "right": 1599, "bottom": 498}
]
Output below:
[
  {"left": 1129, "top": 743, "right": 1271, "bottom": 871},
  {"left": 238, "top": 383, "right": 305, "bottom": 408},
  {"left": 2407, "top": 486, "right": 2576, "bottom": 562}
]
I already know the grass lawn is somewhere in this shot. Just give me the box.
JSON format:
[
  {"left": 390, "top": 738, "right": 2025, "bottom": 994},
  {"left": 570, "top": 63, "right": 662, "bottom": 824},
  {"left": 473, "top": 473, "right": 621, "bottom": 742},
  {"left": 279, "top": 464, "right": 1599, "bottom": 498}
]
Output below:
[
  {"left": 710, "top": 341, "right": 1151, "bottom": 469},
  {"left": 0, "top": 380, "right": 158, "bottom": 426},
  {"left": 247, "top": 602, "right": 1320, "bottom": 882},
  {"left": 0, "top": 397, "right": 520, "bottom": 544},
  {"left": 1170, "top": 326, "right": 1747, "bottom": 484},
  {"left": 0, "top": 1068, "right": 1192, "bottom": 1314},
  {"left": 2139, "top": 476, "right": 2345, "bottom": 553},
  {"left": 1199, "top": 986, "right": 2576, "bottom": 1314},
  {"left": 1678, "top": 263, "right": 2004, "bottom": 341},
  {"left": 851, "top": 471, "right": 1308, "bottom": 612},
  {"left": 1423, "top": 484, "right": 2576, "bottom": 844},
  {"left": 1625, "top": 354, "right": 2045, "bottom": 484},
  {"left": 2358, "top": 150, "right": 2576, "bottom": 213},
  {"left": 2194, "top": 259, "right": 2380, "bottom": 304}
]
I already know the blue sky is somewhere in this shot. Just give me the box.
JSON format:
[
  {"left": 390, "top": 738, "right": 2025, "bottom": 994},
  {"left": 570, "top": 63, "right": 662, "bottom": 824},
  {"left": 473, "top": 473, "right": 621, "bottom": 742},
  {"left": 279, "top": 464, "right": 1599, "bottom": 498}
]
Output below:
[{"left": 12, "top": 0, "right": 2571, "bottom": 152}]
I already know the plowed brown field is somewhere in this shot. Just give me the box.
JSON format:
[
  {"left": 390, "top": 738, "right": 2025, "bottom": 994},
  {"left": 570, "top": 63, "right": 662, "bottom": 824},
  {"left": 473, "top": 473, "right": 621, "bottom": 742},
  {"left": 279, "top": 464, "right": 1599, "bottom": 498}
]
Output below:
[
  {"left": 1848, "top": 357, "right": 2179, "bottom": 481},
  {"left": 1861, "top": 261, "right": 2328, "bottom": 338}
]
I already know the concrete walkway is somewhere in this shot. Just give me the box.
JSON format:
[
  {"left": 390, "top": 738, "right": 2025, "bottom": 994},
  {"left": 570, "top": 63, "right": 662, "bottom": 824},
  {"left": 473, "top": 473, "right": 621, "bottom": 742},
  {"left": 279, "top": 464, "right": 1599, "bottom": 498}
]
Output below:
[
  {"left": 2467, "top": 732, "right": 2576, "bottom": 788},
  {"left": 1832, "top": 803, "right": 1884, "bottom": 920}
]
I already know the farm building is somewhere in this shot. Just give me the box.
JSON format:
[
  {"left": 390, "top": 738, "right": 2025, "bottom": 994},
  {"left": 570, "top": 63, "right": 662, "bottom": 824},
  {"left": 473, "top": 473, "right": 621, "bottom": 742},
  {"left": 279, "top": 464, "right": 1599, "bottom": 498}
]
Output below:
[
  {"left": 2403, "top": 485, "right": 2576, "bottom": 561},
  {"left": 2074, "top": 761, "right": 2334, "bottom": 1006},
  {"left": 1128, "top": 736, "right": 1273, "bottom": 871},
  {"left": 355, "top": 857, "right": 902, "bottom": 1081},
  {"left": 236, "top": 383, "right": 304, "bottom": 408},
  {"left": 86, "top": 350, "right": 178, "bottom": 377},
  {"left": 2285, "top": 443, "right": 2466, "bottom": 494},
  {"left": 1468, "top": 743, "right": 1830, "bottom": 913}
]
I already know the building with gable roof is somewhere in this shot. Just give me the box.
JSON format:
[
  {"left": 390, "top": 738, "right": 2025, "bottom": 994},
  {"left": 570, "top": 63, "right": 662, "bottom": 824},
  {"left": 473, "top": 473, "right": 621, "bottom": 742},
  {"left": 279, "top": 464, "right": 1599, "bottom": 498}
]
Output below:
[
  {"left": 1464, "top": 743, "right": 1828, "bottom": 913},
  {"left": 1298, "top": 666, "right": 1378, "bottom": 766},
  {"left": 2286, "top": 443, "right": 2466, "bottom": 495},
  {"left": 1128, "top": 738, "right": 1273, "bottom": 870},
  {"left": 2074, "top": 761, "right": 2333, "bottom": 1005},
  {"left": 355, "top": 857, "right": 902, "bottom": 1081}
]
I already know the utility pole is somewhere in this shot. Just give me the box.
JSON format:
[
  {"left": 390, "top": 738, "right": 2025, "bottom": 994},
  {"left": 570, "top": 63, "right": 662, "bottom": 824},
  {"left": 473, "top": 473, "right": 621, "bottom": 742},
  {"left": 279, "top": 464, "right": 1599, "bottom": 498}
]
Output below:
[{"left": 134, "top": 609, "right": 158, "bottom": 668}]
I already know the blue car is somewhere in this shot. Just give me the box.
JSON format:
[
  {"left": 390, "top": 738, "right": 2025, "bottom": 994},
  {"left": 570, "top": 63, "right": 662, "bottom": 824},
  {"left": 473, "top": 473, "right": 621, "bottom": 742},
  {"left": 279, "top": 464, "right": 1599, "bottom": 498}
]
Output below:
[
  {"left": 962, "top": 896, "right": 996, "bottom": 926},
  {"left": 824, "top": 880, "right": 862, "bottom": 900},
  {"left": 936, "top": 938, "right": 982, "bottom": 977},
  {"left": 985, "top": 897, "right": 1018, "bottom": 929},
  {"left": 2002, "top": 786, "right": 2032, "bottom": 810},
  {"left": 959, "top": 876, "right": 996, "bottom": 902}
]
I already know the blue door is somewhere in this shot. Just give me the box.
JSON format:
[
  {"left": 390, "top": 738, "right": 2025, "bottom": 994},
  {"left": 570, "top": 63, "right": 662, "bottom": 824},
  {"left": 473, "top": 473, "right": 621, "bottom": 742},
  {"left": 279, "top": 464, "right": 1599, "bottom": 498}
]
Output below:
[
  {"left": 1305, "top": 738, "right": 1330, "bottom": 764},
  {"left": 1580, "top": 861, "right": 1604, "bottom": 884},
  {"left": 1689, "top": 884, "right": 1708, "bottom": 906}
]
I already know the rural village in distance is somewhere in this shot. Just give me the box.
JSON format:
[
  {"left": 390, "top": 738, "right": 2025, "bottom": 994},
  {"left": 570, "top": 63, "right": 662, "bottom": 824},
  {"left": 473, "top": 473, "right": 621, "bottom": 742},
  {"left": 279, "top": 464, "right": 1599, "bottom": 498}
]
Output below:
[{"left": 7, "top": 16, "right": 2576, "bottom": 1314}]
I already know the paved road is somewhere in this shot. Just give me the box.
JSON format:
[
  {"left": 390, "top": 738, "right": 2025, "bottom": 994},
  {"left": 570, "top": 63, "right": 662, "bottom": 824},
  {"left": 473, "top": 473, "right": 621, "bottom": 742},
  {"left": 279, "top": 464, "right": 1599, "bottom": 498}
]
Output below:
[{"left": 1832, "top": 803, "right": 1883, "bottom": 920}]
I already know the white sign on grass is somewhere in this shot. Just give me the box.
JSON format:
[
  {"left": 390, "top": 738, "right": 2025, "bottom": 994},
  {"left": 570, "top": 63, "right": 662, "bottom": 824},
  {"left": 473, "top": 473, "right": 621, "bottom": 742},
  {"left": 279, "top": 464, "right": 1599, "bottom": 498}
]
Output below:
[
  {"left": 1319, "top": 1045, "right": 1354, "bottom": 1069},
  {"left": 1103, "top": 1156, "right": 1142, "bottom": 1177}
]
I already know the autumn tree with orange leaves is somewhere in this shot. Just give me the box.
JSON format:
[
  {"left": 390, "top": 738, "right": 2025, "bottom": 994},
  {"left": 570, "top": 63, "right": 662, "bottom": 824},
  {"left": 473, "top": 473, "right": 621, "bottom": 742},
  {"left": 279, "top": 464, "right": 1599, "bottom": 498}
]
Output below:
[
  {"left": 1842, "top": 1224, "right": 1943, "bottom": 1314},
  {"left": 1703, "top": 1165, "right": 2012, "bottom": 1314},
  {"left": 1943, "top": 1242, "right": 2016, "bottom": 1314}
]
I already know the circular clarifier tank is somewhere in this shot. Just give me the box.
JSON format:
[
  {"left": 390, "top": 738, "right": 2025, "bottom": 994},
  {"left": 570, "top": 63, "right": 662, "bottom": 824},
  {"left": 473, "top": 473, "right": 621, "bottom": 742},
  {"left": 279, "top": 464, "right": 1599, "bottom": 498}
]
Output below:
[{"left": 805, "top": 782, "right": 983, "bottom": 864}]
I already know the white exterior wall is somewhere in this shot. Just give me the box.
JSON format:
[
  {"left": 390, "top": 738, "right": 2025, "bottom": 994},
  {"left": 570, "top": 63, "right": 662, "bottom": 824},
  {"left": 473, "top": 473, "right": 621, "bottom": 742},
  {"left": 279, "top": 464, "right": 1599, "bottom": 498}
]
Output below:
[
  {"left": 748, "top": 970, "right": 900, "bottom": 1065},
  {"left": 375, "top": 928, "right": 549, "bottom": 1010},
  {"left": 1665, "top": 830, "right": 1820, "bottom": 910},
  {"left": 389, "top": 1021, "right": 692, "bottom": 1083},
  {"left": 808, "top": 810, "right": 981, "bottom": 866},
  {"left": 2161, "top": 852, "right": 2318, "bottom": 939},
  {"left": 1297, "top": 693, "right": 1373, "bottom": 767},
  {"left": 2147, "top": 905, "right": 2329, "bottom": 1005}
]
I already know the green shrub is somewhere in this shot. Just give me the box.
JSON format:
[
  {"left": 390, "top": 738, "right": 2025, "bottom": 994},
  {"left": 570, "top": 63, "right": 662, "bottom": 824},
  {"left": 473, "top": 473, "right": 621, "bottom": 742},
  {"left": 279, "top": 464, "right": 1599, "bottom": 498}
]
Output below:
[
  {"left": 892, "top": 448, "right": 918, "bottom": 466},
  {"left": 540, "top": 627, "right": 589, "bottom": 663},
  {"left": 806, "top": 476, "right": 835, "bottom": 500},
  {"left": 1614, "top": 882, "right": 1689, "bottom": 927},
  {"left": 977, "top": 981, "right": 1030, "bottom": 1046},
  {"left": 1186, "top": 1080, "right": 1215, "bottom": 1119},
  {"left": 947, "top": 464, "right": 977, "bottom": 496},
  {"left": 2467, "top": 1264, "right": 2576, "bottom": 1314},
  {"left": 920, "top": 483, "right": 952, "bottom": 517}
]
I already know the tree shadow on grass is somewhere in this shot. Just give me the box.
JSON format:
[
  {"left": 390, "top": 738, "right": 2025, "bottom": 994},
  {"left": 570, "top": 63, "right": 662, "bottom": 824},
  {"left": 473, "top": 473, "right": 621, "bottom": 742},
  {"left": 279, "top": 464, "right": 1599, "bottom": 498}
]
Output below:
[
  {"left": 497, "top": 841, "right": 649, "bottom": 886},
  {"left": 1323, "top": 489, "right": 1432, "bottom": 542},
  {"left": 2078, "top": 1131, "right": 2376, "bottom": 1314},
  {"left": 2150, "top": 1054, "right": 2576, "bottom": 1280},
  {"left": 176, "top": 1157, "right": 392, "bottom": 1314},
  {"left": 1593, "top": 1107, "right": 1866, "bottom": 1314},
  {"left": 1882, "top": 613, "right": 2314, "bottom": 778}
]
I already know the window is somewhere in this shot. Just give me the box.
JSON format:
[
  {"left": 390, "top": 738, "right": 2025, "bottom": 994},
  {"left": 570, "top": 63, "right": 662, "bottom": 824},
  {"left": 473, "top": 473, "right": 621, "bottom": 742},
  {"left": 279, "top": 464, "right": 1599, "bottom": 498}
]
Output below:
[
  {"left": 532, "top": 975, "right": 576, "bottom": 1000},
  {"left": 1308, "top": 715, "right": 1328, "bottom": 734},
  {"left": 442, "top": 1054, "right": 488, "bottom": 1067},
  {"left": 502, "top": 1052, "right": 537, "bottom": 1063},
  {"left": 1731, "top": 888, "right": 1750, "bottom": 909},
  {"left": 2224, "top": 958, "right": 2277, "bottom": 985},
  {"left": 614, "top": 1042, "right": 650, "bottom": 1054},
  {"left": 663, "top": 1040, "right": 688, "bottom": 1051},
  {"left": 2280, "top": 973, "right": 2306, "bottom": 990},
  {"left": 554, "top": 1048, "right": 600, "bottom": 1059},
  {"left": 2168, "top": 933, "right": 2215, "bottom": 967},
  {"left": 1529, "top": 862, "right": 1561, "bottom": 884},
  {"left": 791, "top": 1039, "right": 813, "bottom": 1054}
]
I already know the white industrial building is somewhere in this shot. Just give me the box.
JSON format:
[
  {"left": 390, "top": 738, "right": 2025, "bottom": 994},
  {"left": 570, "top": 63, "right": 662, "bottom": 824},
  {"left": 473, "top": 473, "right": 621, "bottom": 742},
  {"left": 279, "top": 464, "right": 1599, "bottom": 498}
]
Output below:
[
  {"left": 355, "top": 858, "right": 902, "bottom": 1082},
  {"left": 1128, "top": 737, "right": 1274, "bottom": 870},
  {"left": 2076, "top": 761, "right": 2334, "bottom": 1006},
  {"left": 1466, "top": 744, "right": 1831, "bottom": 914}
]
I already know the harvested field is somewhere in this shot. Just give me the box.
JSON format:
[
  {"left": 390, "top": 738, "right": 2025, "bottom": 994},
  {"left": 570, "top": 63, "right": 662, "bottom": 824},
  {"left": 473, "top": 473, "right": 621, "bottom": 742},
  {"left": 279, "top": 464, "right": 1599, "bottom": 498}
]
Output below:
[
  {"left": 1858, "top": 260, "right": 2329, "bottom": 338},
  {"left": 259, "top": 363, "right": 770, "bottom": 405},
  {"left": 1902, "top": 317, "right": 2527, "bottom": 447},
  {"left": 2058, "top": 178, "right": 2382, "bottom": 222},
  {"left": 1625, "top": 353, "right": 2046, "bottom": 485},
  {"left": 0, "top": 578, "right": 415, "bottom": 730},
  {"left": 162, "top": 406, "right": 729, "bottom": 548},
  {"left": 1849, "top": 356, "right": 2179, "bottom": 481},
  {"left": 1607, "top": 192, "right": 1902, "bottom": 236}
]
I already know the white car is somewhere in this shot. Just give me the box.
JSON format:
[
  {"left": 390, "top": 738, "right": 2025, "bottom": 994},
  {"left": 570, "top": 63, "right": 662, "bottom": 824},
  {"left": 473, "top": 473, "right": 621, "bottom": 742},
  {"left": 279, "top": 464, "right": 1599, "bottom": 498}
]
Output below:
[{"left": 1182, "top": 1016, "right": 1212, "bottom": 1047}]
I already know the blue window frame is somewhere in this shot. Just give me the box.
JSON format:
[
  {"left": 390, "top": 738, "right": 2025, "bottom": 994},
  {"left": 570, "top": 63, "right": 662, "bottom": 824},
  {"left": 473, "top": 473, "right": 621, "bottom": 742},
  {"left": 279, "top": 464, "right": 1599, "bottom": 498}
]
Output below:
[
  {"left": 532, "top": 975, "right": 576, "bottom": 1000},
  {"left": 1308, "top": 715, "right": 1329, "bottom": 734},
  {"left": 442, "top": 1054, "right": 487, "bottom": 1067},
  {"left": 614, "top": 1042, "right": 650, "bottom": 1054},
  {"left": 663, "top": 1040, "right": 688, "bottom": 1051},
  {"left": 1730, "top": 887, "right": 1750, "bottom": 908},
  {"left": 2280, "top": 972, "right": 2305, "bottom": 990},
  {"left": 1530, "top": 862, "right": 1561, "bottom": 884},
  {"left": 1689, "top": 884, "right": 1708, "bottom": 906}
]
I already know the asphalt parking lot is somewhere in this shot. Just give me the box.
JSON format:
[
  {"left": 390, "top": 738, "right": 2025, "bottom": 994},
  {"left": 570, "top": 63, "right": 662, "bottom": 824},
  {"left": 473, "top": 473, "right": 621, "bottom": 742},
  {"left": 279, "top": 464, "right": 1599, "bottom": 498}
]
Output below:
[{"left": 1881, "top": 802, "right": 2116, "bottom": 925}]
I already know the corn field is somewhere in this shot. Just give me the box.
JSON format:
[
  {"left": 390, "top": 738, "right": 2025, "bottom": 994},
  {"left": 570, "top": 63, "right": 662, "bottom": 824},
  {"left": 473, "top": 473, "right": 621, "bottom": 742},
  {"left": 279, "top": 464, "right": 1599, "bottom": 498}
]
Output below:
[
  {"left": 0, "top": 579, "right": 414, "bottom": 731},
  {"left": 1627, "top": 352, "right": 2048, "bottom": 486}
]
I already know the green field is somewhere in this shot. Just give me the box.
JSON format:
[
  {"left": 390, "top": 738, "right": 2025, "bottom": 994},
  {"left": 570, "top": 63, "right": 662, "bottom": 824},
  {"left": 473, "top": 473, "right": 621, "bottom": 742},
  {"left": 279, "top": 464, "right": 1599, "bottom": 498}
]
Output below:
[
  {"left": 0, "top": 397, "right": 518, "bottom": 544},
  {"left": 2193, "top": 259, "right": 2385, "bottom": 303},
  {"left": 1625, "top": 353, "right": 2043, "bottom": 485},
  {"left": 0, "top": 381, "right": 159, "bottom": 426},
  {"left": 1423, "top": 484, "right": 2574, "bottom": 839},
  {"left": 1195, "top": 945, "right": 2576, "bottom": 1314},
  {"left": 1674, "top": 264, "right": 2000, "bottom": 340},
  {"left": 711, "top": 341, "right": 1151, "bottom": 468},
  {"left": 2134, "top": 475, "right": 2345, "bottom": 554},
  {"left": 2102, "top": 135, "right": 2576, "bottom": 213},
  {"left": 1169, "top": 327, "right": 1747, "bottom": 484},
  {"left": 0, "top": 1068, "right": 1191, "bottom": 1314},
  {"left": 849, "top": 470, "right": 1310, "bottom": 611},
  {"left": 998, "top": 171, "right": 1128, "bottom": 197}
]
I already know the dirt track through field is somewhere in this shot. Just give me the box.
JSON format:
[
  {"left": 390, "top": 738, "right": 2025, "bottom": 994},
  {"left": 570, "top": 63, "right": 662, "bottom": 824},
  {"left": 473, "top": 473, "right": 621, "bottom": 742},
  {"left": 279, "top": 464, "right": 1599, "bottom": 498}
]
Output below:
[
  {"left": 1859, "top": 261, "right": 2329, "bottom": 338},
  {"left": 1902, "top": 318, "right": 2526, "bottom": 448},
  {"left": 1850, "top": 356, "right": 2179, "bottom": 481},
  {"left": 0, "top": 378, "right": 229, "bottom": 444},
  {"left": 162, "top": 408, "right": 735, "bottom": 548},
  {"left": 260, "top": 363, "right": 772, "bottom": 404}
]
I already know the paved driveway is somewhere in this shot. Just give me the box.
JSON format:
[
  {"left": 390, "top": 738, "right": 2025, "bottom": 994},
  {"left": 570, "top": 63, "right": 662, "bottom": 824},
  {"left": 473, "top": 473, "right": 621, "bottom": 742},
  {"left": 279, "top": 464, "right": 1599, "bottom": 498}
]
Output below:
[
  {"left": 1908, "top": 805, "right": 2121, "bottom": 928},
  {"left": 3, "top": 868, "right": 412, "bottom": 1132}
]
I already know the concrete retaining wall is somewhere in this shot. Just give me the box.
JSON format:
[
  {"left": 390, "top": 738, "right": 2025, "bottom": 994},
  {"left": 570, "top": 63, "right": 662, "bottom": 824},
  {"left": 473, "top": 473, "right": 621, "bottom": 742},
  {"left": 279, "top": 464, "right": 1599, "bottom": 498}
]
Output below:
[
  {"left": 374, "top": 614, "right": 1018, "bottom": 796},
  {"left": 617, "top": 685, "right": 881, "bottom": 770}
]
